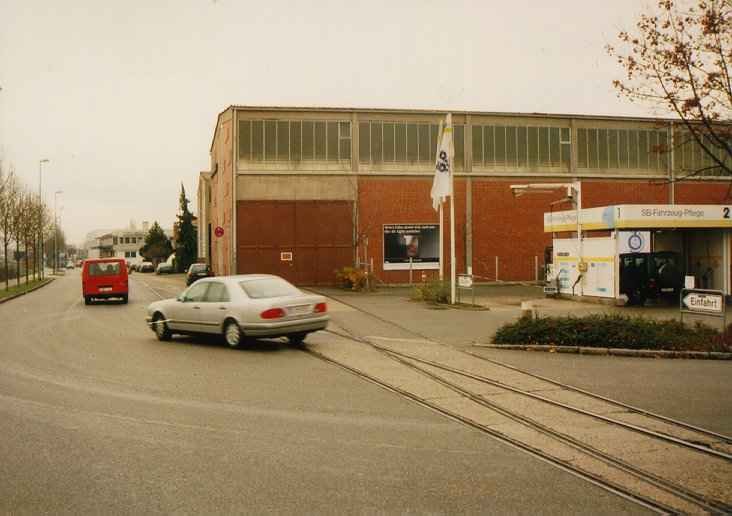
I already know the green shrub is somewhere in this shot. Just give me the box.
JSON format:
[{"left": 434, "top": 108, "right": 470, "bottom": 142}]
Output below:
[
  {"left": 411, "top": 280, "right": 450, "bottom": 304},
  {"left": 335, "top": 267, "right": 371, "bottom": 291},
  {"left": 494, "top": 314, "right": 725, "bottom": 351}
]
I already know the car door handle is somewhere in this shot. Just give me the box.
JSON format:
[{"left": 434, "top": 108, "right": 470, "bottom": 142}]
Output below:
[
  {"left": 192, "top": 306, "right": 201, "bottom": 310},
  {"left": 218, "top": 307, "right": 226, "bottom": 311}
]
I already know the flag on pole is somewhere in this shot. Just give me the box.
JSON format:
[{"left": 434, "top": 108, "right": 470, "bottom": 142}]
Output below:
[{"left": 430, "top": 113, "right": 453, "bottom": 211}]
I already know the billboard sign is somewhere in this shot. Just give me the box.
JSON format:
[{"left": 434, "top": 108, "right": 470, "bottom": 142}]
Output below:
[{"left": 383, "top": 224, "right": 440, "bottom": 270}]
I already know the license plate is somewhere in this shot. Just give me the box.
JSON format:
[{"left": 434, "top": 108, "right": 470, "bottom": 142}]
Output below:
[
  {"left": 660, "top": 288, "right": 674, "bottom": 292},
  {"left": 99, "top": 287, "right": 112, "bottom": 292},
  {"left": 288, "top": 305, "right": 311, "bottom": 316}
]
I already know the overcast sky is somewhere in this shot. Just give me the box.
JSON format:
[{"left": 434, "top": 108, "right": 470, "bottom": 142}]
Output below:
[{"left": 1, "top": 0, "right": 654, "bottom": 244}]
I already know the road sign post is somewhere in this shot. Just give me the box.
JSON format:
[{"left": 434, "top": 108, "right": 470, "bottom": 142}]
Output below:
[
  {"left": 680, "top": 288, "right": 725, "bottom": 330},
  {"left": 457, "top": 273, "right": 475, "bottom": 306}
]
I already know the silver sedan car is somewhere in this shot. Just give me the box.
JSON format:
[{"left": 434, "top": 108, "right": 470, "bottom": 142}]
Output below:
[{"left": 146, "top": 275, "right": 329, "bottom": 347}]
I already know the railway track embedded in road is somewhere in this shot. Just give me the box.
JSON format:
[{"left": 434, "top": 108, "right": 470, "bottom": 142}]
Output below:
[{"left": 306, "top": 292, "right": 732, "bottom": 515}]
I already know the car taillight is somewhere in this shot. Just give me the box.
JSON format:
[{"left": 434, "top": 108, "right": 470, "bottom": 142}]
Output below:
[
  {"left": 260, "top": 308, "right": 286, "bottom": 319},
  {"left": 314, "top": 302, "right": 327, "bottom": 313}
]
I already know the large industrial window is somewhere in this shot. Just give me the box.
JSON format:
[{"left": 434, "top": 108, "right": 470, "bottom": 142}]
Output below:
[
  {"left": 474, "top": 123, "right": 570, "bottom": 169},
  {"left": 238, "top": 119, "right": 352, "bottom": 162},
  {"left": 576, "top": 127, "right": 669, "bottom": 172},
  {"left": 359, "top": 120, "right": 465, "bottom": 168},
  {"left": 673, "top": 131, "right": 730, "bottom": 176}
]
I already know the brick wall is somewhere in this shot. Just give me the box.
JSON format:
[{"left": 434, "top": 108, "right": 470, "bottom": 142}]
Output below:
[
  {"left": 357, "top": 177, "right": 730, "bottom": 284},
  {"left": 471, "top": 180, "right": 556, "bottom": 281},
  {"left": 357, "top": 177, "right": 465, "bottom": 283},
  {"left": 209, "top": 111, "right": 234, "bottom": 276}
]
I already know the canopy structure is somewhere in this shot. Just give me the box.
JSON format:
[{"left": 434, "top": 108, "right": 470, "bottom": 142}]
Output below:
[{"left": 545, "top": 205, "right": 732, "bottom": 233}]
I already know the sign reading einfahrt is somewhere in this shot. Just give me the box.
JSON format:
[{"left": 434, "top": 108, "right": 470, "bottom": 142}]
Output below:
[{"left": 681, "top": 289, "right": 724, "bottom": 314}]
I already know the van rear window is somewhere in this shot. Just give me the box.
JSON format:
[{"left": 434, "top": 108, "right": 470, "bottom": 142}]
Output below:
[{"left": 87, "top": 262, "right": 121, "bottom": 276}]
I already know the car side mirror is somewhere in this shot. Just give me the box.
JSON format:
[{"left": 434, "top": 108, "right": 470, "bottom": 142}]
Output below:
[{"left": 177, "top": 294, "right": 185, "bottom": 302}]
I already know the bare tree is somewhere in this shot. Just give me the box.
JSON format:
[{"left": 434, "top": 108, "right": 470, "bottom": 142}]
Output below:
[
  {"left": 608, "top": 0, "right": 732, "bottom": 178},
  {"left": 0, "top": 169, "right": 19, "bottom": 290},
  {"left": 36, "top": 199, "right": 51, "bottom": 279},
  {"left": 10, "top": 187, "right": 26, "bottom": 286},
  {"left": 19, "top": 193, "right": 37, "bottom": 284}
]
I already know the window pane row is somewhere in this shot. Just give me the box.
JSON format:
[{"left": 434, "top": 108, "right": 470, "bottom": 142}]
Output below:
[
  {"left": 472, "top": 125, "right": 570, "bottom": 169},
  {"left": 577, "top": 128, "right": 668, "bottom": 171},
  {"left": 239, "top": 120, "right": 352, "bottom": 161},
  {"left": 673, "top": 131, "right": 730, "bottom": 176},
  {"left": 359, "top": 121, "right": 465, "bottom": 167}
]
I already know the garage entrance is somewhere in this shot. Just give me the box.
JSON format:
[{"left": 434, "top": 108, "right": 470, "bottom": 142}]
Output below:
[
  {"left": 544, "top": 204, "right": 732, "bottom": 302},
  {"left": 236, "top": 200, "right": 353, "bottom": 285}
]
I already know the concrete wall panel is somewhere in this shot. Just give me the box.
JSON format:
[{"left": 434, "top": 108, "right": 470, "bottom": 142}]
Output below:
[{"left": 236, "top": 175, "right": 356, "bottom": 201}]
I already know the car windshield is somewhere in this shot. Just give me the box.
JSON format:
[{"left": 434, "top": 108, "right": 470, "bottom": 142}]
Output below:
[
  {"left": 88, "top": 262, "right": 121, "bottom": 276},
  {"left": 239, "top": 278, "right": 300, "bottom": 299},
  {"left": 190, "top": 264, "right": 207, "bottom": 272},
  {"left": 654, "top": 255, "right": 677, "bottom": 268}
]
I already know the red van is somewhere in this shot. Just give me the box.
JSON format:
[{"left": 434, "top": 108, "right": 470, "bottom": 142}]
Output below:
[{"left": 82, "top": 258, "right": 129, "bottom": 305}]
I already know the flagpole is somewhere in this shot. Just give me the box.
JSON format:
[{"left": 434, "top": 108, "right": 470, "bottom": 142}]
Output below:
[
  {"left": 449, "top": 124, "right": 456, "bottom": 305},
  {"left": 435, "top": 120, "right": 445, "bottom": 282},
  {"left": 439, "top": 203, "right": 444, "bottom": 281}
]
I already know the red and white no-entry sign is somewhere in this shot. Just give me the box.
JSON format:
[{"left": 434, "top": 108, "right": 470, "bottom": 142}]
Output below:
[{"left": 214, "top": 226, "right": 224, "bottom": 238}]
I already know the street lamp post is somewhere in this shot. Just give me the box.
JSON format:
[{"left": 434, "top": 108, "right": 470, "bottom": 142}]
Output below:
[
  {"left": 54, "top": 190, "right": 62, "bottom": 274},
  {"left": 38, "top": 159, "right": 49, "bottom": 278}
]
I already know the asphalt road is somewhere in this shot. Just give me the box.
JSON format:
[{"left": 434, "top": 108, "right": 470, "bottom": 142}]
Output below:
[{"left": 0, "top": 272, "right": 648, "bottom": 514}]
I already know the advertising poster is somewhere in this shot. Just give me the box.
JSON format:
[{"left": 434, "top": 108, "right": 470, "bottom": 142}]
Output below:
[{"left": 383, "top": 224, "right": 440, "bottom": 270}]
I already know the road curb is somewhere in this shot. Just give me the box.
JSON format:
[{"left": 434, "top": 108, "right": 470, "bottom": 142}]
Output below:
[
  {"left": 473, "top": 343, "right": 732, "bottom": 360},
  {"left": 0, "top": 278, "right": 55, "bottom": 305}
]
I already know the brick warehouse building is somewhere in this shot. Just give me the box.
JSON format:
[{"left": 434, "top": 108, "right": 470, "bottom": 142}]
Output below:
[{"left": 197, "top": 106, "right": 730, "bottom": 285}]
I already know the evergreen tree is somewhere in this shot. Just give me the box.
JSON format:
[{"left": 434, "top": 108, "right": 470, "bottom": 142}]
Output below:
[
  {"left": 140, "top": 221, "right": 172, "bottom": 265},
  {"left": 175, "top": 183, "right": 197, "bottom": 272}
]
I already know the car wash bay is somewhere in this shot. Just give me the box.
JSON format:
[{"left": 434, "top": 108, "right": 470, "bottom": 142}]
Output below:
[{"left": 545, "top": 204, "right": 732, "bottom": 300}]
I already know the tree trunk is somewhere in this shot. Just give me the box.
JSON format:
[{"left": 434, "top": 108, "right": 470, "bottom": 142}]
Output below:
[
  {"left": 32, "top": 241, "right": 37, "bottom": 281},
  {"left": 3, "top": 238, "right": 10, "bottom": 290},
  {"left": 3, "top": 237, "right": 8, "bottom": 291},
  {"left": 15, "top": 244, "right": 20, "bottom": 287},
  {"left": 24, "top": 235, "right": 29, "bottom": 284}
]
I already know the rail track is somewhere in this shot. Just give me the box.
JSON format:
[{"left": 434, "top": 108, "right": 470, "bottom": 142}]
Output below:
[{"left": 307, "top": 293, "right": 732, "bottom": 515}]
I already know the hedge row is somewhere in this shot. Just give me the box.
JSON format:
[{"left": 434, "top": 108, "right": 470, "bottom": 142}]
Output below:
[{"left": 493, "top": 314, "right": 728, "bottom": 352}]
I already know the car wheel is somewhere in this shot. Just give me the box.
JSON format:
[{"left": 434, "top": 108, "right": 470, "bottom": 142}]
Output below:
[
  {"left": 84, "top": 296, "right": 91, "bottom": 305},
  {"left": 288, "top": 333, "right": 307, "bottom": 347},
  {"left": 224, "top": 320, "right": 243, "bottom": 348},
  {"left": 121, "top": 294, "right": 128, "bottom": 304},
  {"left": 153, "top": 313, "right": 172, "bottom": 341}
]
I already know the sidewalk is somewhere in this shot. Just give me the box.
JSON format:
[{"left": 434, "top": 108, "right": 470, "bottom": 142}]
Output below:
[{"left": 317, "top": 283, "right": 731, "bottom": 346}]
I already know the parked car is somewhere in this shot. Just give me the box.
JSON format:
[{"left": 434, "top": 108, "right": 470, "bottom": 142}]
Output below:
[
  {"left": 619, "top": 251, "right": 684, "bottom": 306},
  {"left": 138, "top": 262, "right": 154, "bottom": 273},
  {"left": 65, "top": 262, "right": 74, "bottom": 269},
  {"left": 82, "top": 258, "right": 129, "bottom": 304},
  {"left": 156, "top": 262, "right": 175, "bottom": 274},
  {"left": 146, "top": 274, "right": 329, "bottom": 347},
  {"left": 186, "top": 263, "right": 213, "bottom": 286}
]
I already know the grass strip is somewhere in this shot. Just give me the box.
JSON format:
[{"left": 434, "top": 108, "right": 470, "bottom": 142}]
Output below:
[{"left": 0, "top": 278, "right": 51, "bottom": 301}]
